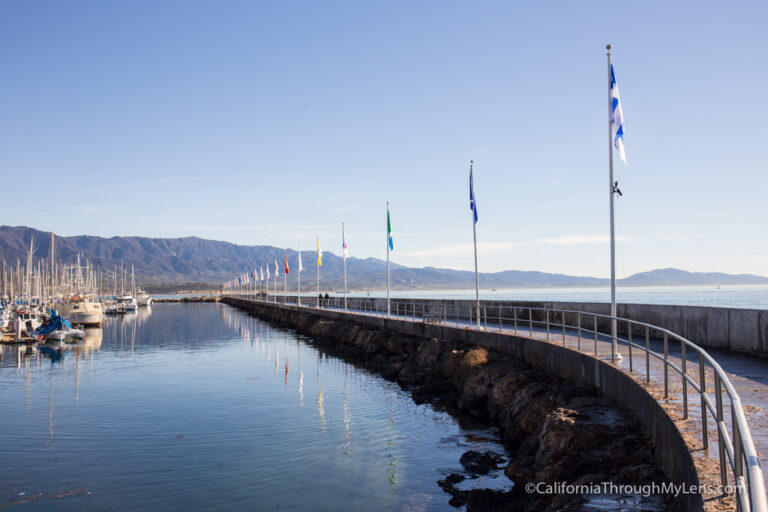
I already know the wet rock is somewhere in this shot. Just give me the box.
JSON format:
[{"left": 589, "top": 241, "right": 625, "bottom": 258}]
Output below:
[
  {"left": 438, "top": 473, "right": 469, "bottom": 507},
  {"left": 397, "top": 364, "right": 428, "bottom": 387},
  {"left": 448, "top": 493, "right": 467, "bottom": 507},
  {"left": 437, "top": 473, "right": 466, "bottom": 488},
  {"left": 465, "top": 489, "right": 524, "bottom": 512},
  {"left": 616, "top": 464, "right": 667, "bottom": 484},
  {"left": 455, "top": 364, "right": 508, "bottom": 417},
  {"left": 381, "top": 361, "right": 406, "bottom": 381},
  {"left": 411, "top": 380, "right": 452, "bottom": 404},
  {"left": 415, "top": 338, "right": 445, "bottom": 369},
  {"left": 387, "top": 334, "right": 419, "bottom": 355},
  {"left": 498, "top": 381, "right": 556, "bottom": 448},
  {"left": 459, "top": 450, "right": 505, "bottom": 475}
]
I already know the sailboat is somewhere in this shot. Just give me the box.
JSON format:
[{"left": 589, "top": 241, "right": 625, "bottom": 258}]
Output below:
[
  {"left": 55, "top": 255, "right": 103, "bottom": 327},
  {"left": 117, "top": 265, "right": 138, "bottom": 311}
]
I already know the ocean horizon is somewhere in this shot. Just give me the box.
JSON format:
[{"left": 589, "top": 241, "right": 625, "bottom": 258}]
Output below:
[{"left": 334, "top": 284, "right": 768, "bottom": 310}]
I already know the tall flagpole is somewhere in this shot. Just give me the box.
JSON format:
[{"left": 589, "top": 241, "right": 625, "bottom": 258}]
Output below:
[
  {"left": 283, "top": 253, "right": 287, "bottom": 304},
  {"left": 297, "top": 246, "right": 302, "bottom": 306},
  {"left": 316, "top": 236, "right": 320, "bottom": 308},
  {"left": 607, "top": 44, "right": 617, "bottom": 362},
  {"left": 342, "top": 223, "right": 347, "bottom": 312},
  {"left": 470, "top": 161, "right": 481, "bottom": 329},
  {"left": 386, "top": 201, "right": 391, "bottom": 317}
]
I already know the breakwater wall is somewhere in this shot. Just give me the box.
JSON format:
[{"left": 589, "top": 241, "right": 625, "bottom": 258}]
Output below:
[
  {"left": 283, "top": 296, "right": 766, "bottom": 358},
  {"left": 223, "top": 297, "right": 703, "bottom": 511}
]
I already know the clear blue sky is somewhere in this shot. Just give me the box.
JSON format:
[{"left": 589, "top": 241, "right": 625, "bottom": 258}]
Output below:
[{"left": 1, "top": 1, "right": 766, "bottom": 278}]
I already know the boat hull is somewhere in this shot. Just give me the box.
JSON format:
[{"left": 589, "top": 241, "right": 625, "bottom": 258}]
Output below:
[{"left": 67, "top": 313, "right": 102, "bottom": 326}]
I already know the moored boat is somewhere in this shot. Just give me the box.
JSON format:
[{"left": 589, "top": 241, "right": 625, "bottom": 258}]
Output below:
[
  {"left": 119, "top": 295, "right": 138, "bottom": 311},
  {"left": 57, "top": 295, "right": 103, "bottom": 327},
  {"left": 136, "top": 289, "right": 152, "bottom": 307}
]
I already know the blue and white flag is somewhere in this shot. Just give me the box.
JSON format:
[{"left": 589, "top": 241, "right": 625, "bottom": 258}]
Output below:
[
  {"left": 610, "top": 65, "right": 626, "bottom": 164},
  {"left": 469, "top": 165, "right": 478, "bottom": 224}
]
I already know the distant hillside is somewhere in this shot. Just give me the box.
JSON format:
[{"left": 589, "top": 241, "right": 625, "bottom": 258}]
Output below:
[
  {"left": 1, "top": 226, "right": 767, "bottom": 290},
  {"left": 618, "top": 268, "right": 768, "bottom": 286}
]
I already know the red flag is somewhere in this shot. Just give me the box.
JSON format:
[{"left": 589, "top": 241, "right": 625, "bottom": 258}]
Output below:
[{"left": 284, "top": 254, "right": 290, "bottom": 274}]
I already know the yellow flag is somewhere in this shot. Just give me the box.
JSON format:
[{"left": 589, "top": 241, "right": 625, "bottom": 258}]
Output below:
[{"left": 317, "top": 238, "right": 322, "bottom": 266}]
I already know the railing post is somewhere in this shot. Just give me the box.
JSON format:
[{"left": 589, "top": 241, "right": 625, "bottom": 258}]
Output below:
[
  {"left": 561, "top": 311, "right": 566, "bottom": 345},
  {"left": 681, "top": 341, "right": 688, "bottom": 419},
  {"left": 645, "top": 326, "right": 650, "bottom": 383},
  {"left": 498, "top": 307, "right": 502, "bottom": 333},
  {"left": 628, "top": 322, "right": 633, "bottom": 372},
  {"left": 577, "top": 313, "right": 581, "bottom": 350},
  {"left": 483, "top": 306, "right": 487, "bottom": 330},
  {"left": 456, "top": 305, "right": 459, "bottom": 328},
  {"left": 715, "top": 373, "right": 727, "bottom": 486},
  {"left": 513, "top": 308, "right": 518, "bottom": 335},
  {"left": 733, "top": 407, "right": 743, "bottom": 478},
  {"left": 664, "top": 332, "right": 669, "bottom": 398},
  {"left": 699, "top": 353, "right": 708, "bottom": 451},
  {"left": 546, "top": 310, "right": 550, "bottom": 341},
  {"left": 593, "top": 316, "right": 598, "bottom": 356},
  {"left": 528, "top": 308, "right": 533, "bottom": 337}
]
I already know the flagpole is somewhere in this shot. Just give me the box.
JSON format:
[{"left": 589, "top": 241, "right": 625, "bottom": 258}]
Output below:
[
  {"left": 342, "top": 223, "right": 347, "bottom": 312},
  {"left": 316, "top": 236, "right": 320, "bottom": 308},
  {"left": 470, "top": 161, "right": 481, "bottom": 329},
  {"left": 386, "top": 201, "right": 391, "bottom": 318},
  {"left": 283, "top": 253, "right": 287, "bottom": 305},
  {"left": 607, "top": 44, "right": 617, "bottom": 362},
  {"left": 297, "top": 246, "right": 301, "bottom": 306}
]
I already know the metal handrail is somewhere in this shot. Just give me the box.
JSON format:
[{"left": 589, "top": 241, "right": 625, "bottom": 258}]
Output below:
[{"left": 224, "top": 293, "right": 766, "bottom": 512}]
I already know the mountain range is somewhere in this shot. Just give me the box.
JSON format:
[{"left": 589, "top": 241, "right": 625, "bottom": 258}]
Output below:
[{"left": 1, "top": 225, "right": 766, "bottom": 291}]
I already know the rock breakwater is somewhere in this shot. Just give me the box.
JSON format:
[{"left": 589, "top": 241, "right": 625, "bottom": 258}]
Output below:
[{"left": 224, "top": 299, "right": 679, "bottom": 511}]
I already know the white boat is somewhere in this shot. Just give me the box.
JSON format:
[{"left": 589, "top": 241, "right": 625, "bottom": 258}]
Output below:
[
  {"left": 136, "top": 289, "right": 152, "bottom": 307},
  {"left": 0, "top": 307, "right": 9, "bottom": 330},
  {"left": 46, "top": 330, "right": 68, "bottom": 342},
  {"left": 28, "top": 310, "right": 85, "bottom": 343},
  {"left": 119, "top": 295, "right": 138, "bottom": 311},
  {"left": 13, "top": 309, "right": 42, "bottom": 335},
  {"left": 57, "top": 295, "right": 103, "bottom": 326}
]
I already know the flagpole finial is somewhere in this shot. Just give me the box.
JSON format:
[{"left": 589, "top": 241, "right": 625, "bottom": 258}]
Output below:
[{"left": 606, "top": 44, "right": 612, "bottom": 50}]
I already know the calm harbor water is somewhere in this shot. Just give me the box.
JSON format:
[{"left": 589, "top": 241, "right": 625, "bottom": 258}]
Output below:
[{"left": 0, "top": 303, "right": 509, "bottom": 511}]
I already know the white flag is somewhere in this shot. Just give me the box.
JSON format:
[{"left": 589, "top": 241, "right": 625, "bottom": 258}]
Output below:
[{"left": 610, "top": 65, "right": 626, "bottom": 164}]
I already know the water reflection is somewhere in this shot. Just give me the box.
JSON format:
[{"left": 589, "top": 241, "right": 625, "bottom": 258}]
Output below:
[
  {"left": 37, "top": 342, "right": 71, "bottom": 363},
  {"left": 0, "top": 303, "right": 509, "bottom": 511}
]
